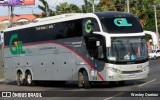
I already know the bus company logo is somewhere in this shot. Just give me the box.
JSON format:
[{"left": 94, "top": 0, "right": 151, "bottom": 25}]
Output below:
[
  {"left": 85, "top": 20, "right": 93, "bottom": 33},
  {"left": 114, "top": 18, "right": 132, "bottom": 27},
  {"left": 9, "top": 34, "right": 26, "bottom": 55}
]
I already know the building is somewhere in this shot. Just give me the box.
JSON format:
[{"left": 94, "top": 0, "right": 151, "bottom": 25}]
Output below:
[{"left": 0, "top": 14, "right": 40, "bottom": 31}]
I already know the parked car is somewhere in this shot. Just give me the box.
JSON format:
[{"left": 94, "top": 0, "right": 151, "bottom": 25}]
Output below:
[{"left": 148, "top": 49, "right": 160, "bottom": 59}]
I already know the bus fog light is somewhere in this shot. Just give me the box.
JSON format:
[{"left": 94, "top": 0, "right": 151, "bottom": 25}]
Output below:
[{"left": 108, "top": 68, "right": 121, "bottom": 73}]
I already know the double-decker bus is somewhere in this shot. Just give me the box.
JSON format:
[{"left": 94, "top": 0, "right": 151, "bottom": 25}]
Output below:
[{"left": 3, "top": 12, "right": 157, "bottom": 88}]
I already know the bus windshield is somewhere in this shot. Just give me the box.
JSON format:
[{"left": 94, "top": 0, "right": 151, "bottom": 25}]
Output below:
[
  {"left": 101, "top": 17, "right": 143, "bottom": 33},
  {"left": 107, "top": 37, "right": 148, "bottom": 63}
]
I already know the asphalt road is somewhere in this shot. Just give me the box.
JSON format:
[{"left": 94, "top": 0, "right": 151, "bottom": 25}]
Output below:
[{"left": 0, "top": 59, "right": 160, "bottom": 100}]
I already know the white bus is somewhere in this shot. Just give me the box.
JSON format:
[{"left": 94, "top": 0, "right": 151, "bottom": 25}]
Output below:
[{"left": 3, "top": 12, "right": 157, "bottom": 88}]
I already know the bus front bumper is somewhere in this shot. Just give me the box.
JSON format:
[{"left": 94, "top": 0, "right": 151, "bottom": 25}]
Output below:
[{"left": 106, "top": 66, "right": 149, "bottom": 81}]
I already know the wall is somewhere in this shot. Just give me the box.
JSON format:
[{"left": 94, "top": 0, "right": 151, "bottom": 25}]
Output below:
[{"left": 0, "top": 47, "right": 4, "bottom": 79}]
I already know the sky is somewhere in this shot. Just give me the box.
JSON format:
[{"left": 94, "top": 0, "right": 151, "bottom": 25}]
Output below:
[{"left": 0, "top": 0, "right": 99, "bottom": 16}]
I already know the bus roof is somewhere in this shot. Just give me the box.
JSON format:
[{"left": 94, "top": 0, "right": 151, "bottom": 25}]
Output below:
[
  {"left": 4, "top": 13, "right": 96, "bottom": 32},
  {"left": 4, "top": 12, "right": 135, "bottom": 32},
  {"left": 95, "top": 11, "right": 136, "bottom": 19}
]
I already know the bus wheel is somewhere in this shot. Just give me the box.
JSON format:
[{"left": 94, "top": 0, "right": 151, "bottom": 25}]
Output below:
[
  {"left": 26, "top": 72, "right": 33, "bottom": 86},
  {"left": 16, "top": 71, "right": 24, "bottom": 86},
  {"left": 83, "top": 70, "right": 91, "bottom": 89},
  {"left": 78, "top": 71, "right": 84, "bottom": 88}
]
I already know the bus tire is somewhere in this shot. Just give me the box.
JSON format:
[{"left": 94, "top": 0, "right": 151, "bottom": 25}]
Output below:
[
  {"left": 16, "top": 71, "right": 24, "bottom": 86},
  {"left": 78, "top": 71, "right": 84, "bottom": 88},
  {"left": 83, "top": 70, "right": 91, "bottom": 89},
  {"left": 26, "top": 72, "right": 33, "bottom": 86}
]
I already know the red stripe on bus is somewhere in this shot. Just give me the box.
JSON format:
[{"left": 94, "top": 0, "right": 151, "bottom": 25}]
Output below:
[{"left": 4, "top": 42, "right": 105, "bottom": 81}]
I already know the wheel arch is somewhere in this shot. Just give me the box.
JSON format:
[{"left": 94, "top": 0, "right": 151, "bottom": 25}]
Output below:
[
  {"left": 78, "top": 66, "right": 91, "bottom": 81},
  {"left": 25, "top": 68, "right": 34, "bottom": 80},
  {"left": 16, "top": 68, "right": 25, "bottom": 79}
]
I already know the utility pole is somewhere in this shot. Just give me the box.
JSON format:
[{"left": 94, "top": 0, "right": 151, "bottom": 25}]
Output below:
[
  {"left": 46, "top": 3, "right": 49, "bottom": 17},
  {"left": 88, "top": 0, "right": 95, "bottom": 13},
  {"left": 127, "top": 0, "right": 130, "bottom": 13},
  {"left": 92, "top": 2, "right": 95, "bottom": 13},
  {"left": 8, "top": 6, "right": 11, "bottom": 27},
  {"left": 153, "top": 5, "right": 159, "bottom": 49},
  {"left": 8, "top": 6, "right": 14, "bottom": 27}
]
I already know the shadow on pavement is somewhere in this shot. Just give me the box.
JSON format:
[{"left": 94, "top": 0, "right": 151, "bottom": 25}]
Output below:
[{"left": 3, "top": 80, "right": 146, "bottom": 89}]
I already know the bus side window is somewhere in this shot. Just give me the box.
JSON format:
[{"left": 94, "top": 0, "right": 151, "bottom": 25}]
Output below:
[
  {"left": 85, "top": 35, "right": 106, "bottom": 61},
  {"left": 87, "top": 39, "right": 98, "bottom": 59},
  {"left": 73, "top": 19, "right": 83, "bottom": 37},
  {"left": 66, "top": 19, "right": 83, "bottom": 38},
  {"left": 98, "top": 45, "right": 104, "bottom": 59},
  {"left": 87, "top": 39, "right": 105, "bottom": 60}
]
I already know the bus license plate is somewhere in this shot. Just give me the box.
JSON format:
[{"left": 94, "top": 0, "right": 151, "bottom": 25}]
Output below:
[{"left": 128, "top": 74, "right": 135, "bottom": 78}]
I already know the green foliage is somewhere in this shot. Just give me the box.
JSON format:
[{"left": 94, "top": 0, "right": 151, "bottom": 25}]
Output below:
[
  {"left": 145, "top": 34, "right": 152, "bottom": 41},
  {"left": 56, "top": 2, "right": 81, "bottom": 15},
  {"left": 81, "top": 0, "right": 93, "bottom": 13},
  {"left": 35, "top": 0, "right": 55, "bottom": 18}
]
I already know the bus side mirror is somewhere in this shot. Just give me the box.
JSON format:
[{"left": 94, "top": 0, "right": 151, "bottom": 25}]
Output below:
[
  {"left": 95, "top": 41, "right": 104, "bottom": 59},
  {"left": 143, "top": 30, "right": 158, "bottom": 46},
  {"left": 96, "top": 41, "right": 100, "bottom": 46},
  {"left": 93, "top": 32, "right": 111, "bottom": 47}
]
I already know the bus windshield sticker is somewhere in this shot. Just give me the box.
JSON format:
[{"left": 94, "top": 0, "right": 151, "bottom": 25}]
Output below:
[
  {"left": 9, "top": 34, "right": 26, "bottom": 55},
  {"left": 114, "top": 18, "right": 132, "bottom": 27},
  {"left": 85, "top": 20, "right": 93, "bottom": 33}
]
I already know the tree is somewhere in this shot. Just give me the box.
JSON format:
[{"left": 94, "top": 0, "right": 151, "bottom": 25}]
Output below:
[
  {"left": 36, "top": 0, "right": 55, "bottom": 18},
  {"left": 82, "top": 0, "right": 93, "bottom": 13},
  {"left": 70, "top": 4, "right": 81, "bottom": 13},
  {"left": 100, "top": 0, "right": 127, "bottom": 11},
  {"left": 134, "top": 0, "right": 160, "bottom": 32},
  {"left": 81, "top": 0, "right": 102, "bottom": 13},
  {"left": 56, "top": 2, "right": 81, "bottom": 15}
]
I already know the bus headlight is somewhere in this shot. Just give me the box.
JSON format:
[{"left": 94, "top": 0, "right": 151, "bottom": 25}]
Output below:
[
  {"left": 142, "top": 66, "right": 149, "bottom": 72},
  {"left": 108, "top": 67, "right": 121, "bottom": 73}
]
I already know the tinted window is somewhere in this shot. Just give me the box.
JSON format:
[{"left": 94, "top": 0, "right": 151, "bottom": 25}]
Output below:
[
  {"left": 4, "top": 19, "right": 83, "bottom": 46},
  {"left": 101, "top": 17, "right": 143, "bottom": 33},
  {"left": 85, "top": 35, "right": 106, "bottom": 61},
  {"left": 66, "top": 19, "right": 82, "bottom": 38}
]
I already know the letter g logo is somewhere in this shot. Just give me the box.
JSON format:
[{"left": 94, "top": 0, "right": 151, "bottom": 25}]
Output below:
[
  {"left": 114, "top": 18, "right": 132, "bottom": 27},
  {"left": 85, "top": 20, "right": 93, "bottom": 33}
]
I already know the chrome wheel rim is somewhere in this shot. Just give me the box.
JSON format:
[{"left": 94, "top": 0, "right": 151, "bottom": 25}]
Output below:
[{"left": 27, "top": 74, "right": 32, "bottom": 84}]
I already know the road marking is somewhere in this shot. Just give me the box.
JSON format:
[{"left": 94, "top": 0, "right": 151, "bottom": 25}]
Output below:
[
  {"left": 138, "top": 79, "right": 157, "bottom": 87},
  {"left": 104, "top": 92, "right": 124, "bottom": 100}
]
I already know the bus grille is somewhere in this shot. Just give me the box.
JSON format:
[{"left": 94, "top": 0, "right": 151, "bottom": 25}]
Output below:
[{"left": 122, "top": 70, "right": 142, "bottom": 74}]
